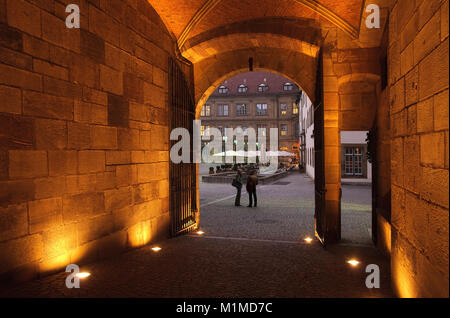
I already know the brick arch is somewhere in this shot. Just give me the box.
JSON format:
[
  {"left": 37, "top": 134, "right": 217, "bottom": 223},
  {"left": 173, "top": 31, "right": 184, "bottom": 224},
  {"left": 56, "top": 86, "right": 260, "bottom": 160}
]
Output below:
[{"left": 194, "top": 47, "right": 318, "bottom": 117}]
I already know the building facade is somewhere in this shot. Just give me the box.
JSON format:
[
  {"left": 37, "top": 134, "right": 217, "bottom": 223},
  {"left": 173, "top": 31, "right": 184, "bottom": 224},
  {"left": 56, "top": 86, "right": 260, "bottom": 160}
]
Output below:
[
  {"left": 299, "top": 101, "right": 372, "bottom": 184},
  {"left": 200, "top": 72, "right": 301, "bottom": 158}
]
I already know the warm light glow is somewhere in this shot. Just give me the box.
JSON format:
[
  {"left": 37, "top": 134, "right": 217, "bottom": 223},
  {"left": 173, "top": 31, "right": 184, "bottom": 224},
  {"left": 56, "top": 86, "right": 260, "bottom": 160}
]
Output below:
[
  {"left": 151, "top": 246, "right": 162, "bottom": 252},
  {"left": 75, "top": 272, "right": 91, "bottom": 279},
  {"left": 196, "top": 230, "right": 205, "bottom": 235},
  {"left": 304, "top": 237, "right": 313, "bottom": 243},
  {"left": 347, "top": 259, "right": 360, "bottom": 267}
]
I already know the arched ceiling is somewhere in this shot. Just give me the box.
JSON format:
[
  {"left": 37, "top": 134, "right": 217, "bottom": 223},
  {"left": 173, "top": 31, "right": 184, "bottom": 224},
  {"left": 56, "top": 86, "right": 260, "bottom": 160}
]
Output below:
[{"left": 147, "top": 0, "right": 371, "bottom": 50}]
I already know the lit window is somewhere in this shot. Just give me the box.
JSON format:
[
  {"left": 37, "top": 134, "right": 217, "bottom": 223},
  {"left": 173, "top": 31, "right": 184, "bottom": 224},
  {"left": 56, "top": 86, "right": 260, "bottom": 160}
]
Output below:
[
  {"left": 236, "top": 104, "right": 247, "bottom": 116},
  {"left": 201, "top": 125, "right": 205, "bottom": 136},
  {"left": 284, "top": 83, "right": 294, "bottom": 91},
  {"left": 293, "top": 103, "right": 299, "bottom": 115},
  {"left": 258, "top": 84, "right": 269, "bottom": 92},
  {"left": 201, "top": 105, "right": 211, "bottom": 117},
  {"left": 280, "top": 103, "right": 287, "bottom": 115},
  {"left": 281, "top": 124, "right": 287, "bottom": 136},
  {"left": 257, "top": 103, "right": 268, "bottom": 115},
  {"left": 218, "top": 104, "right": 229, "bottom": 116},
  {"left": 218, "top": 85, "right": 228, "bottom": 94},
  {"left": 238, "top": 84, "right": 248, "bottom": 93}
]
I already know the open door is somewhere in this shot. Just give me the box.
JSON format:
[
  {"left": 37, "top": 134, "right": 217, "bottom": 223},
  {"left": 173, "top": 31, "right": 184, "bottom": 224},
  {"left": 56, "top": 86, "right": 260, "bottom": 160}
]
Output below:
[
  {"left": 313, "top": 49, "right": 327, "bottom": 247},
  {"left": 168, "top": 57, "right": 197, "bottom": 236}
]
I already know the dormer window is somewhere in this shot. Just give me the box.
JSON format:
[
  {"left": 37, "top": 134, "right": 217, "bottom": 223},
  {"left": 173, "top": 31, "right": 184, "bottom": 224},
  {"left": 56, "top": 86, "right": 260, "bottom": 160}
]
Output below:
[
  {"left": 258, "top": 84, "right": 269, "bottom": 92},
  {"left": 284, "top": 83, "right": 294, "bottom": 91},
  {"left": 238, "top": 84, "right": 248, "bottom": 93},
  {"left": 218, "top": 85, "right": 228, "bottom": 94}
]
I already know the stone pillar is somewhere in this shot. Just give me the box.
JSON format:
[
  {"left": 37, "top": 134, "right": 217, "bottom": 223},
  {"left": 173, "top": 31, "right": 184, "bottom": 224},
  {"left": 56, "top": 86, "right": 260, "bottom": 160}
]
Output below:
[{"left": 322, "top": 52, "right": 341, "bottom": 243}]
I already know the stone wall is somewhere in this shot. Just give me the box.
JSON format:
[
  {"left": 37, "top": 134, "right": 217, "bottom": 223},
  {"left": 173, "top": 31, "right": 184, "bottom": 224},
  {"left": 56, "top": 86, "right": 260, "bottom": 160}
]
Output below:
[
  {"left": 388, "top": 0, "right": 449, "bottom": 297},
  {"left": 0, "top": 0, "right": 180, "bottom": 284}
]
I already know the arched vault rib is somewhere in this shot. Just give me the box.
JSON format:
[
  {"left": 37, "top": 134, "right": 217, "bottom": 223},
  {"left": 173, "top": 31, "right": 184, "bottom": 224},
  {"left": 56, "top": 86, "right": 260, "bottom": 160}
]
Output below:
[{"left": 176, "top": 0, "right": 359, "bottom": 50}]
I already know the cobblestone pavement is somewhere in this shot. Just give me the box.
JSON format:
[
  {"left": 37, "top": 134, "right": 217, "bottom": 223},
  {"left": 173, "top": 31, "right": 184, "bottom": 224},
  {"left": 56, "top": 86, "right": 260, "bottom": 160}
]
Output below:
[{"left": 1, "top": 172, "right": 393, "bottom": 298}]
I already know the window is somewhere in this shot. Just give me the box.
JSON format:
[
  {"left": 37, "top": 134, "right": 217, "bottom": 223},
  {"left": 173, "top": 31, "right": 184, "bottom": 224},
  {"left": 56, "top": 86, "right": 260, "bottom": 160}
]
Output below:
[
  {"left": 238, "top": 84, "right": 248, "bottom": 93},
  {"left": 218, "top": 104, "right": 229, "bottom": 116},
  {"left": 201, "top": 125, "right": 211, "bottom": 137},
  {"left": 344, "top": 147, "right": 364, "bottom": 176},
  {"left": 218, "top": 85, "right": 228, "bottom": 94},
  {"left": 258, "top": 84, "right": 269, "bottom": 92},
  {"left": 201, "top": 125, "right": 205, "bottom": 136},
  {"left": 284, "top": 83, "right": 294, "bottom": 91},
  {"left": 293, "top": 103, "right": 299, "bottom": 115},
  {"left": 201, "top": 105, "right": 211, "bottom": 117},
  {"left": 256, "top": 103, "right": 268, "bottom": 115},
  {"left": 257, "top": 125, "right": 266, "bottom": 137},
  {"left": 280, "top": 103, "right": 287, "bottom": 115},
  {"left": 236, "top": 104, "right": 247, "bottom": 116},
  {"left": 280, "top": 124, "right": 287, "bottom": 136}
]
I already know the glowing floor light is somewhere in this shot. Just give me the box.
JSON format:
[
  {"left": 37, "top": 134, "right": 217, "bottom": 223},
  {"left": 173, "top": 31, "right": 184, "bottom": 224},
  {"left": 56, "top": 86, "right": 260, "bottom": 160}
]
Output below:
[
  {"left": 196, "top": 230, "right": 205, "bottom": 235},
  {"left": 151, "top": 246, "right": 162, "bottom": 252},
  {"left": 75, "top": 272, "right": 91, "bottom": 279},
  {"left": 304, "top": 237, "right": 313, "bottom": 244},
  {"left": 347, "top": 259, "right": 360, "bottom": 267}
]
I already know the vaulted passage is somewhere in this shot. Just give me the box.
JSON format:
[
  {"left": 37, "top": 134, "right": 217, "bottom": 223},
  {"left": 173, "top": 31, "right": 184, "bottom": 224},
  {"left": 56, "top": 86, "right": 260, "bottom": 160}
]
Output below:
[{"left": 0, "top": 0, "right": 448, "bottom": 298}]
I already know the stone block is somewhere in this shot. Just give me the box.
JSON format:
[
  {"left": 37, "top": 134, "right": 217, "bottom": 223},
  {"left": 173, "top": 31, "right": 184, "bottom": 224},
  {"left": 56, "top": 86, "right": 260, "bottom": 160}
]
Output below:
[
  {"left": 22, "top": 34, "right": 49, "bottom": 60},
  {"left": 63, "top": 192, "right": 105, "bottom": 223},
  {"left": 100, "top": 65, "right": 123, "bottom": 95},
  {"left": 80, "top": 29, "right": 105, "bottom": 64},
  {"left": 28, "top": 197, "right": 63, "bottom": 234},
  {"left": 35, "top": 118, "right": 67, "bottom": 150},
  {"left": 143, "top": 82, "right": 166, "bottom": 109},
  {"left": 417, "top": 97, "right": 434, "bottom": 133},
  {"left": 74, "top": 100, "right": 107, "bottom": 125},
  {"left": 65, "top": 173, "right": 97, "bottom": 195},
  {"left": 82, "top": 87, "right": 107, "bottom": 106},
  {"left": 0, "top": 180, "right": 35, "bottom": 207},
  {"left": 9, "top": 150, "right": 48, "bottom": 179},
  {"left": 68, "top": 122, "right": 90, "bottom": 149},
  {"left": 420, "top": 133, "right": 445, "bottom": 168},
  {"left": 108, "top": 93, "right": 129, "bottom": 128},
  {"left": 23, "top": 91, "right": 73, "bottom": 120},
  {"left": 0, "top": 234, "right": 43, "bottom": 275},
  {"left": 0, "top": 203, "right": 28, "bottom": 241},
  {"left": 0, "top": 63, "right": 42, "bottom": 91},
  {"left": 34, "top": 176, "right": 66, "bottom": 200},
  {"left": 43, "top": 76, "right": 82, "bottom": 99},
  {"left": 33, "top": 59, "right": 68, "bottom": 81},
  {"left": 78, "top": 151, "right": 105, "bottom": 174},
  {"left": 0, "top": 85, "right": 21, "bottom": 114},
  {"left": 419, "top": 39, "right": 449, "bottom": 100},
  {"left": 0, "top": 23, "right": 23, "bottom": 50},
  {"left": 48, "top": 151, "right": 77, "bottom": 176},
  {"left": 90, "top": 125, "right": 118, "bottom": 150},
  {"left": 6, "top": 0, "right": 41, "bottom": 38},
  {"left": 414, "top": 11, "right": 441, "bottom": 64},
  {"left": 77, "top": 214, "right": 114, "bottom": 245},
  {"left": 70, "top": 54, "right": 100, "bottom": 88},
  {"left": 434, "top": 89, "right": 449, "bottom": 131},
  {"left": 421, "top": 167, "right": 449, "bottom": 208},
  {"left": 41, "top": 223, "right": 78, "bottom": 259},
  {"left": 104, "top": 187, "right": 132, "bottom": 211},
  {"left": 106, "top": 151, "right": 131, "bottom": 165},
  {"left": 0, "top": 46, "right": 33, "bottom": 70}
]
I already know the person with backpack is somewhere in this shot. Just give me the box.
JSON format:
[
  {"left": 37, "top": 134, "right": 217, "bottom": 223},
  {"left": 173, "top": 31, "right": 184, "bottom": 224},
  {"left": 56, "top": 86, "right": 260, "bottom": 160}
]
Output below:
[{"left": 246, "top": 170, "right": 258, "bottom": 208}]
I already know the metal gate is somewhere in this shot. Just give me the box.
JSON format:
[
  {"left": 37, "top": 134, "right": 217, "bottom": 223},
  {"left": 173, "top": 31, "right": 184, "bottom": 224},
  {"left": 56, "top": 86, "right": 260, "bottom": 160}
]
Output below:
[
  {"left": 314, "top": 49, "right": 327, "bottom": 246},
  {"left": 169, "top": 57, "right": 197, "bottom": 236}
]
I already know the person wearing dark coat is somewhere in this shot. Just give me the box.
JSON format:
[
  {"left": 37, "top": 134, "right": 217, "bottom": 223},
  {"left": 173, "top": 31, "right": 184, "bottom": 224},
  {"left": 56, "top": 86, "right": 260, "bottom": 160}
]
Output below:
[
  {"left": 246, "top": 170, "right": 258, "bottom": 208},
  {"left": 234, "top": 169, "right": 243, "bottom": 206}
]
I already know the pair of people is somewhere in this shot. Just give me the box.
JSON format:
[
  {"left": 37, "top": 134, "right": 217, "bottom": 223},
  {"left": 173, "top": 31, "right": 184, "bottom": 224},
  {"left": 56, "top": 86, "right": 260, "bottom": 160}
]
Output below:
[{"left": 234, "top": 169, "right": 258, "bottom": 207}]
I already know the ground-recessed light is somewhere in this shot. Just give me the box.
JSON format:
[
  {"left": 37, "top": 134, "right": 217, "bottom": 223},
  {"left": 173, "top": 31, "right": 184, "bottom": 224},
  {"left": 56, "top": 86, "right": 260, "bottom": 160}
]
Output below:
[
  {"left": 304, "top": 237, "right": 313, "bottom": 243},
  {"left": 196, "top": 230, "right": 205, "bottom": 235},
  {"left": 347, "top": 259, "right": 360, "bottom": 267},
  {"left": 75, "top": 272, "right": 91, "bottom": 279},
  {"left": 151, "top": 246, "right": 162, "bottom": 252}
]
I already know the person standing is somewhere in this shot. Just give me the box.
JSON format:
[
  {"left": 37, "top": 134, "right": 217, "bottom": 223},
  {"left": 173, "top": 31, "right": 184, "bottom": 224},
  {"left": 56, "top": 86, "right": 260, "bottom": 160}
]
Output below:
[
  {"left": 233, "top": 169, "right": 243, "bottom": 206},
  {"left": 246, "top": 170, "right": 258, "bottom": 208}
]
